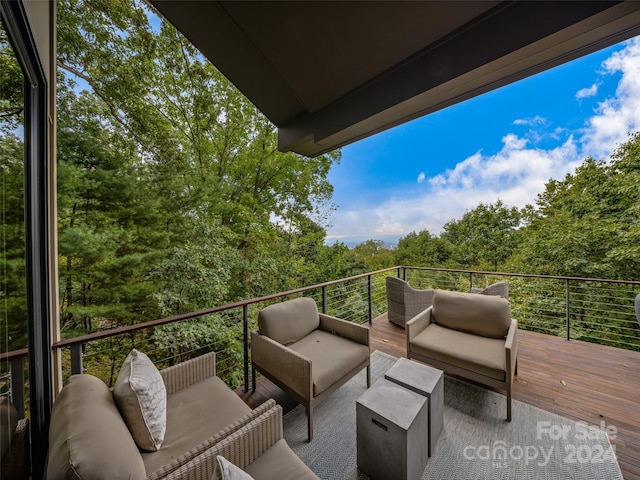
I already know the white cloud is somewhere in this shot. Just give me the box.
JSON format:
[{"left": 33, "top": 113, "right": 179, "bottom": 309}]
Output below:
[
  {"left": 581, "top": 37, "right": 640, "bottom": 159},
  {"left": 327, "top": 36, "right": 640, "bottom": 245},
  {"left": 513, "top": 115, "right": 547, "bottom": 126},
  {"left": 328, "top": 135, "right": 580, "bottom": 242},
  {"left": 576, "top": 83, "right": 598, "bottom": 99}
]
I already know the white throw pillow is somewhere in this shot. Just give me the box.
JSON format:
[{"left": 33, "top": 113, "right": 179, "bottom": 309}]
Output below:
[
  {"left": 215, "top": 455, "right": 255, "bottom": 480},
  {"left": 113, "top": 349, "right": 167, "bottom": 451}
]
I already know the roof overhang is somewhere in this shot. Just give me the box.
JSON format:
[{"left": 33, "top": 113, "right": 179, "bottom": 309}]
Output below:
[{"left": 149, "top": 1, "right": 640, "bottom": 157}]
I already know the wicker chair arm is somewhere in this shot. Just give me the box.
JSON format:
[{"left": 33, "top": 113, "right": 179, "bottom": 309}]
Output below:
[
  {"left": 160, "top": 352, "right": 216, "bottom": 396},
  {"left": 318, "top": 314, "right": 369, "bottom": 346},
  {"left": 146, "top": 399, "right": 276, "bottom": 480},
  {"left": 159, "top": 405, "right": 283, "bottom": 480},
  {"left": 251, "top": 331, "right": 312, "bottom": 401},
  {"left": 1, "top": 418, "right": 30, "bottom": 480}
]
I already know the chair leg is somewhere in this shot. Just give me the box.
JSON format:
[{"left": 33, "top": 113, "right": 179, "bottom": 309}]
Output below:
[
  {"left": 251, "top": 365, "right": 256, "bottom": 392},
  {"left": 307, "top": 406, "right": 313, "bottom": 442},
  {"left": 366, "top": 365, "right": 371, "bottom": 388},
  {"left": 506, "top": 385, "right": 512, "bottom": 422}
]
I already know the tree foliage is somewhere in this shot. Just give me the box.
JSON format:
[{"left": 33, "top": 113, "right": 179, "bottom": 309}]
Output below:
[
  {"left": 352, "top": 240, "right": 395, "bottom": 271},
  {"left": 3, "top": 0, "right": 640, "bottom": 379},
  {"left": 441, "top": 200, "right": 521, "bottom": 271},
  {"left": 0, "top": 23, "right": 26, "bottom": 352},
  {"left": 55, "top": 0, "right": 341, "bottom": 339},
  {"left": 395, "top": 134, "right": 640, "bottom": 283}
]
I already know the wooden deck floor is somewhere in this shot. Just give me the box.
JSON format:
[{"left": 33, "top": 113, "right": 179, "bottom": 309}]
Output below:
[{"left": 237, "top": 314, "right": 640, "bottom": 479}]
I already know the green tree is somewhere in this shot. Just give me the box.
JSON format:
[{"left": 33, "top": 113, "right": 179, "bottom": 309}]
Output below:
[
  {"left": 601, "top": 132, "right": 640, "bottom": 280},
  {"left": 57, "top": 84, "right": 169, "bottom": 335},
  {"left": 394, "top": 230, "right": 453, "bottom": 268},
  {"left": 310, "top": 242, "right": 368, "bottom": 285},
  {"left": 515, "top": 158, "right": 617, "bottom": 278},
  {"left": 0, "top": 24, "right": 27, "bottom": 352},
  {"left": 0, "top": 135, "right": 27, "bottom": 350},
  {"left": 352, "top": 240, "right": 395, "bottom": 271},
  {"left": 441, "top": 200, "right": 521, "bottom": 271},
  {"left": 0, "top": 25, "right": 23, "bottom": 134},
  {"left": 55, "top": 0, "right": 341, "bottom": 342}
]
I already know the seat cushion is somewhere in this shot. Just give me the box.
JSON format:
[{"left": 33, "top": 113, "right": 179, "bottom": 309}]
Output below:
[
  {"left": 432, "top": 289, "right": 512, "bottom": 339},
  {"left": 141, "top": 375, "right": 251, "bottom": 474},
  {"left": 289, "top": 330, "right": 369, "bottom": 396},
  {"left": 244, "top": 439, "right": 319, "bottom": 480},
  {"left": 46, "top": 374, "right": 146, "bottom": 480},
  {"left": 258, "top": 297, "right": 320, "bottom": 346},
  {"left": 410, "top": 323, "right": 506, "bottom": 381}
]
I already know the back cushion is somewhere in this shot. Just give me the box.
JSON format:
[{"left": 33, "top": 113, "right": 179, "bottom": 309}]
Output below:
[
  {"left": 47, "top": 374, "right": 146, "bottom": 480},
  {"left": 258, "top": 297, "right": 320, "bottom": 345},
  {"left": 432, "top": 289, "right": 512, "bottom": 339}
]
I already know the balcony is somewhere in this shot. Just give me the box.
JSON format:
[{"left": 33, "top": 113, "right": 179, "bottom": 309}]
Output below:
[{"left": 3, "top": 266, "right": 640, "bottom": 478}]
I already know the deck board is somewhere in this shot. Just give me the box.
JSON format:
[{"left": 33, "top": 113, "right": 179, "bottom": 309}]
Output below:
[{"left": 236, "top": 313, "right": 640, "bottom": 479}]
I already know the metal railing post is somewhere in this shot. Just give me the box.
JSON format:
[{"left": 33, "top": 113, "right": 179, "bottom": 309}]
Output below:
[
  {"left": 368, "top": 275, "right": 373, "bottom": 323},
  {"left": 71, "top": 344, "right": 83, "bottom": 374},
  {"left": 322, "top": 286, "right": 327, "bottom": 314},
  {"left": 402, "top": 267, "right": 407, "bottom": 281},
  {"left": 566, "top": 279, "right": 571, "bottom": 341},
  {"left": 243, "top": 305, "right": 249, "bottom": 393},
  {"left": 10, "top": 357, "right": 25, "bottom": 418},
  {"left": 469, "top": 273, "right": 473, "bottom": 291}
]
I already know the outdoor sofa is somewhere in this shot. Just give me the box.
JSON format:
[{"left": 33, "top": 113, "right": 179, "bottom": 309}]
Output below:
[{"left": 46, "top": 351, "right": 318, "bottom": 480}]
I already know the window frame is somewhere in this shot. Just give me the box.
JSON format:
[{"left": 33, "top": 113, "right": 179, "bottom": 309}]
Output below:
[{"left": 0, "top": 1, "right": 52, "bottom": 476}]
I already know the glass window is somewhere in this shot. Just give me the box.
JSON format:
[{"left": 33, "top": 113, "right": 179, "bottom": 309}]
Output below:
[{"left": 0, "top": 14, "right": 27, "bottom": 390}]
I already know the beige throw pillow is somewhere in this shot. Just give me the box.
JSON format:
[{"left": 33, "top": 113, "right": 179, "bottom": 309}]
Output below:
[
  {"left": 215, "top": 455, "right": 255, "bottom": 480},
  {"left": 114, "top": 349, "right": 167, "bottom": 451}
]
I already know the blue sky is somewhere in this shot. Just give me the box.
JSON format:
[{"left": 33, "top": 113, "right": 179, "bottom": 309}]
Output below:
[{"left": 326, "top": 35, "right": 640, "bottom": 246}]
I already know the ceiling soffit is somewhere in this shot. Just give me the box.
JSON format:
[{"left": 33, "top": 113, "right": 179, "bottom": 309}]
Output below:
[{"left": 149, "top": 1, "right": 640, "bottom": 157}]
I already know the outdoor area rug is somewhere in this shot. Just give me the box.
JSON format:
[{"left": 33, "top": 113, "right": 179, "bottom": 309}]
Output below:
[{"left": 284, "top": 350, "right": 622, "bottom": 480}]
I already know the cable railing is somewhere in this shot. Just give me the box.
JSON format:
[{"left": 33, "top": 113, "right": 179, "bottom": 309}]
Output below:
[{"left": 3, "top": 266, "right": 640, "bottom": 420}]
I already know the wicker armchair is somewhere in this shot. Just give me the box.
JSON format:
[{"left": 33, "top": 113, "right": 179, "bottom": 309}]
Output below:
[
  {"left": 1, "top": 410, "right": 30, "bottom": 480},
  {"left": 470, "top": 281, "right": 509, "bottom": 299},
  {"left": 386, "top": 276, "right": 435, "bottom": 328},
  {"left": 635, "top": 294, "right": 640, "bottom": 324}
]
